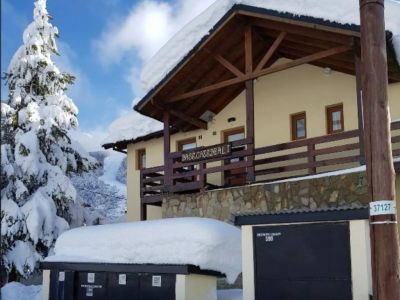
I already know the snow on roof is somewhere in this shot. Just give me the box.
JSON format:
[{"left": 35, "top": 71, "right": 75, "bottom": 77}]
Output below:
[
  {"left": 102, "top": 110, "right": 162, "bottom": 146},
  {"left": 45, "top": 217, "right": 242, "bottom": 283},
  {"left": 140, "top": 0, "right": 400, "bottom": 93}
]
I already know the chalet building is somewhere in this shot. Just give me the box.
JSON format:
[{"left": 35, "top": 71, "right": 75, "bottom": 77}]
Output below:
[
  {"left": 100, "top": 2, "right": 400, "bottom": 299},
  {"left": 104, "top": 2, "right": 400, "bottom": 229}
]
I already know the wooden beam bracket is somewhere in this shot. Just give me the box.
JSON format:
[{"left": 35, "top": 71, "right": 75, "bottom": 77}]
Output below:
[
  {"left": 154, "top": 103, "right": 207, "bottom": 130},
  {"left": 255, "top": 31, "right": 287, "bottom": 72},
  {"left": 166, "top": 43, "right": 353, "bottom": 103},
  {"left": 215, "top": 55, "right": 244, "bottom": 77}
]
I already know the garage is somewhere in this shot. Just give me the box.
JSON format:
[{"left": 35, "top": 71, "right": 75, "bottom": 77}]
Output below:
[
  {"left": 42, "top": 262, "right": 218, "bottom": 300},
  {"left": 40, "top": 217, "right": 242, "bottom": 300},
  {"left": 235, "top": 206, "right": 371, "bottom": 300}
]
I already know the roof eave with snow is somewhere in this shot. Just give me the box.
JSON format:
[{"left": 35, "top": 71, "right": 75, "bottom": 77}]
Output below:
[{"left": 134, "top": 2, "right": 400, "bottom": 121}]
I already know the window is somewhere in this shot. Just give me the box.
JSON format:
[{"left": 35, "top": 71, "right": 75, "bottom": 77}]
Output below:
[
  {"left": 326, "top": 104, "right": 344, "bottom": 134},
  {"left": 223, "top": 127, "right": 245, "bottom": 144},
  {"left": 177, "top": 137, "right": 197, "bottom": 151},
  {"left": 223, "top": 127, "right": 245, "bottom": 163},
  {"left": 291, "top": 112, "right": 307, "bottom": 140},
  {"left": 136, "top": 149, "right": 146, "bottom": 170}
]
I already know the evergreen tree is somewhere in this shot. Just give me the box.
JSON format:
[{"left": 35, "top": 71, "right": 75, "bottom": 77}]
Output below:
[{"left": 1, "top": 0, "right": 97, "bottom": 281}]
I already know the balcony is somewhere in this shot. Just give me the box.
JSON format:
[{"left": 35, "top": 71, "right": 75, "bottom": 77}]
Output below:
[{"left": 140, "top": 121, "right": 400, "bottom": 206}]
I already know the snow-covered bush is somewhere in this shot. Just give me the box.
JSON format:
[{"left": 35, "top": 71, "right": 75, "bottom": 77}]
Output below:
[{"left": 1, "top": 0, "right": 97, "bottom": 281}]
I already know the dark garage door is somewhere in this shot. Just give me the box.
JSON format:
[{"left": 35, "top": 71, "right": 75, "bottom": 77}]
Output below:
[
  {"left": 49, "top": 271, "right": 175, "bottom": 300},
  {"left": 253, "top": 222, "right": 352, "bottom": 300}
]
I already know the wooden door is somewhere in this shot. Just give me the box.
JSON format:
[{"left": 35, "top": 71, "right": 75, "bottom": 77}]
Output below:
[{"left": 223, "top": 127, "right": 245, "bottom": 186}]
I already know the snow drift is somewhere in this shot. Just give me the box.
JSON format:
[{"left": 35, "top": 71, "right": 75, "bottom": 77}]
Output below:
[
  {"left": 45, "top": 217, "right": 242, "bottom": 283},
  {"left": 1, "top": 282, "right": 42, "bottom": 300}
]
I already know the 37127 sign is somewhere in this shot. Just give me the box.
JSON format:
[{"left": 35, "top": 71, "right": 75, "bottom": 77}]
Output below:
[{"left": 369, "top": 200, "right": 397, "bottom": 216}]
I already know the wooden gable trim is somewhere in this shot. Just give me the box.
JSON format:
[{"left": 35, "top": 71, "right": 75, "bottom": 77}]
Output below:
[
  {"left": 239, "top": 9, "right": 361, "bottom": 38},
  {"left": 165, "top": 43, "right": 353, "bottom": 103},
  {"left": 135, "top": 11, "right": 240, "bottom": 112}
]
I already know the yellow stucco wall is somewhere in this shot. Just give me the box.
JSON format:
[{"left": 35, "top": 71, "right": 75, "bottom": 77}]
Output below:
[{"left": 126, "top": 60, "right": 400, "bottom": 222}]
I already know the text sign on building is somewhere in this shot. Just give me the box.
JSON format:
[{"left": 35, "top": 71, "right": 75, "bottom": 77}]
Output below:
[{"left": 181, "top": 143, "right": 231, "bottom": 163}]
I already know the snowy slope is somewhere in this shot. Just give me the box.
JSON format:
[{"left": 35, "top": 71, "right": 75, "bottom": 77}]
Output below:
[
  {"left": 45, "top": 217, "right": 242, "bottom": 283},
  {"left": 70, "top": 150, "right": 127, "bottom": 224},
  {"left": 141, "top": 0, "right": 400, "bottom": 93},
  {"left": 99, "top": 152, "right": 126, "bottom": 196}
]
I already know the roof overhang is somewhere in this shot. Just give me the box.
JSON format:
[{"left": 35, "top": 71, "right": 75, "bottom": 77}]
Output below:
[{"left": 134, "top": 5, "right": 400, "bottom": 133}]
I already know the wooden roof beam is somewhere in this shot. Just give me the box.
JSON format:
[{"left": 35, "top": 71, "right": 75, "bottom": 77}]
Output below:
[
  {"left": 245, "top": 25, "right": 253, "bottom": 73},
  {"left": 250, "top": 18, "right": 358, "bottom": 43},
  {"left": 154, "top": 103, "right": 207, "bottom": 130},
  {"left": 255, "top": 31, "right": 286, "bottom": 72},
  {"left": 169, "top": 108, "right": 208, "bottom": 130},
  {"left": 165, "top": 43, "right": 353, "bottom": 103},
  {"left": 215, "top": 55, "right": 244, "bottom": 77}
]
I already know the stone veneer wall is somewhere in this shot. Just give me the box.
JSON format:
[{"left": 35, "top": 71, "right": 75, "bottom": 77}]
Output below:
[{"left": 162, "top": 171, "right": 368, "bottom": 223}]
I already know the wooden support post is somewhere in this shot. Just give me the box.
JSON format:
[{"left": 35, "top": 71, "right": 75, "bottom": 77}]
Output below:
[
  {"left": 199, "top": 162, "right": 206, "bottom": 191},
  {"left": 307, "top": 143, "right": 317, "bottom": 175},
  {"left": 244, "top": 26, "right": 255, "bottom": 183},
  {"left": 140, "top": 204, "right": 147, "bottom": 221},
  {"left": 355, "top": 54, "right": 365, "bottom": 165},
  {"left": 163, "top": 111, "right": 172, "bottom": 192},
  {"left": 360, "top": 1, "right": 400, "bottom": 299},
  {"left": 245, "top": 81, "right": 255, "bottom": 183}
]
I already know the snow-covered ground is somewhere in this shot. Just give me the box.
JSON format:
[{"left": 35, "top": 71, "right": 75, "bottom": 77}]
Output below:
[
  {"left": 217, "top": 289, "right": 243, "bottom": 300},
  {"left": 1, "top": 282, "right": 42, "bottom": 300},
  {"left": 45, "top": 217, "right": 242, "bottom": 284},
  {"left": 1, "top": 283, "right": 242, "bottom": 300}
]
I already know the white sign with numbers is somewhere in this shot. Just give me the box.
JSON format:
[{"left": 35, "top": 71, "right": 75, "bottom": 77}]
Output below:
[
  {"left": 370, "top": 200, "right": 397, "bottom": 216},
  {"left": 152, "top": 275, "right": 162, "bottom": 287}
]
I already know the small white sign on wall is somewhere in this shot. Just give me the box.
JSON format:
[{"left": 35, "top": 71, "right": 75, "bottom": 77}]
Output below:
[
  {"left": 118, "top": 274, "right": 127, "bottom": 285},
  {"left": 86, "top": 287, "right": 93, "bottom": 297},
  {"left": 87, "top": 273, "right": 95, "bottom": 283},
  {"left": 58, "top": 271, "right": 65, "bottom": 282},
  {"left": 152, "top": 275, "right": 162, "bottom": 287}
]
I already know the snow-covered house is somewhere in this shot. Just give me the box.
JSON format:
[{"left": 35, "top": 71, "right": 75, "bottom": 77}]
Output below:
[
  {"left": 96, "top": 1, "right": 400, "bottom": 299},
  {"left": 103, "top": 0, "right": 400, "bottom": 225}
]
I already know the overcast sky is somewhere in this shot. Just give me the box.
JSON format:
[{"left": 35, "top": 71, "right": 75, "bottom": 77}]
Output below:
[{"left": 1, "top": 0, "right": 215, "bottom": 150}]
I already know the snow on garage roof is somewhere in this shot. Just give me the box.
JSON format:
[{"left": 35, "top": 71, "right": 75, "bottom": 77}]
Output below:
[
  {"left": 44, "top": 217, "right": 242, "bottom": 283},
  {"left": 140, "top": 0, "right": 400, "bottom": 94}
]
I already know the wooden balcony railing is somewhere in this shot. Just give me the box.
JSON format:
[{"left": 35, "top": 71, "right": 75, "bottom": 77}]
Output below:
[{"left": 140, "top": 121, "right": 400, "bottom": 204}]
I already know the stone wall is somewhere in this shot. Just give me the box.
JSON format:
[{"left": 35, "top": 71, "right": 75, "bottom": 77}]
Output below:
[{"left": 162, "top": 170, "right": 368, "bottom": 223}]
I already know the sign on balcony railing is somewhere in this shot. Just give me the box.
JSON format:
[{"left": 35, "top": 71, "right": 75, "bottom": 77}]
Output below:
[{"left": 181, "top": 143, "right": 232, "bottom": 163}]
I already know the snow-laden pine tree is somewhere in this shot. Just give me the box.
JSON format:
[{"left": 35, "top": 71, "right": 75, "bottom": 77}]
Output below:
[{"left": 1, "top": 0, "right": 97, "bottom": 281}]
